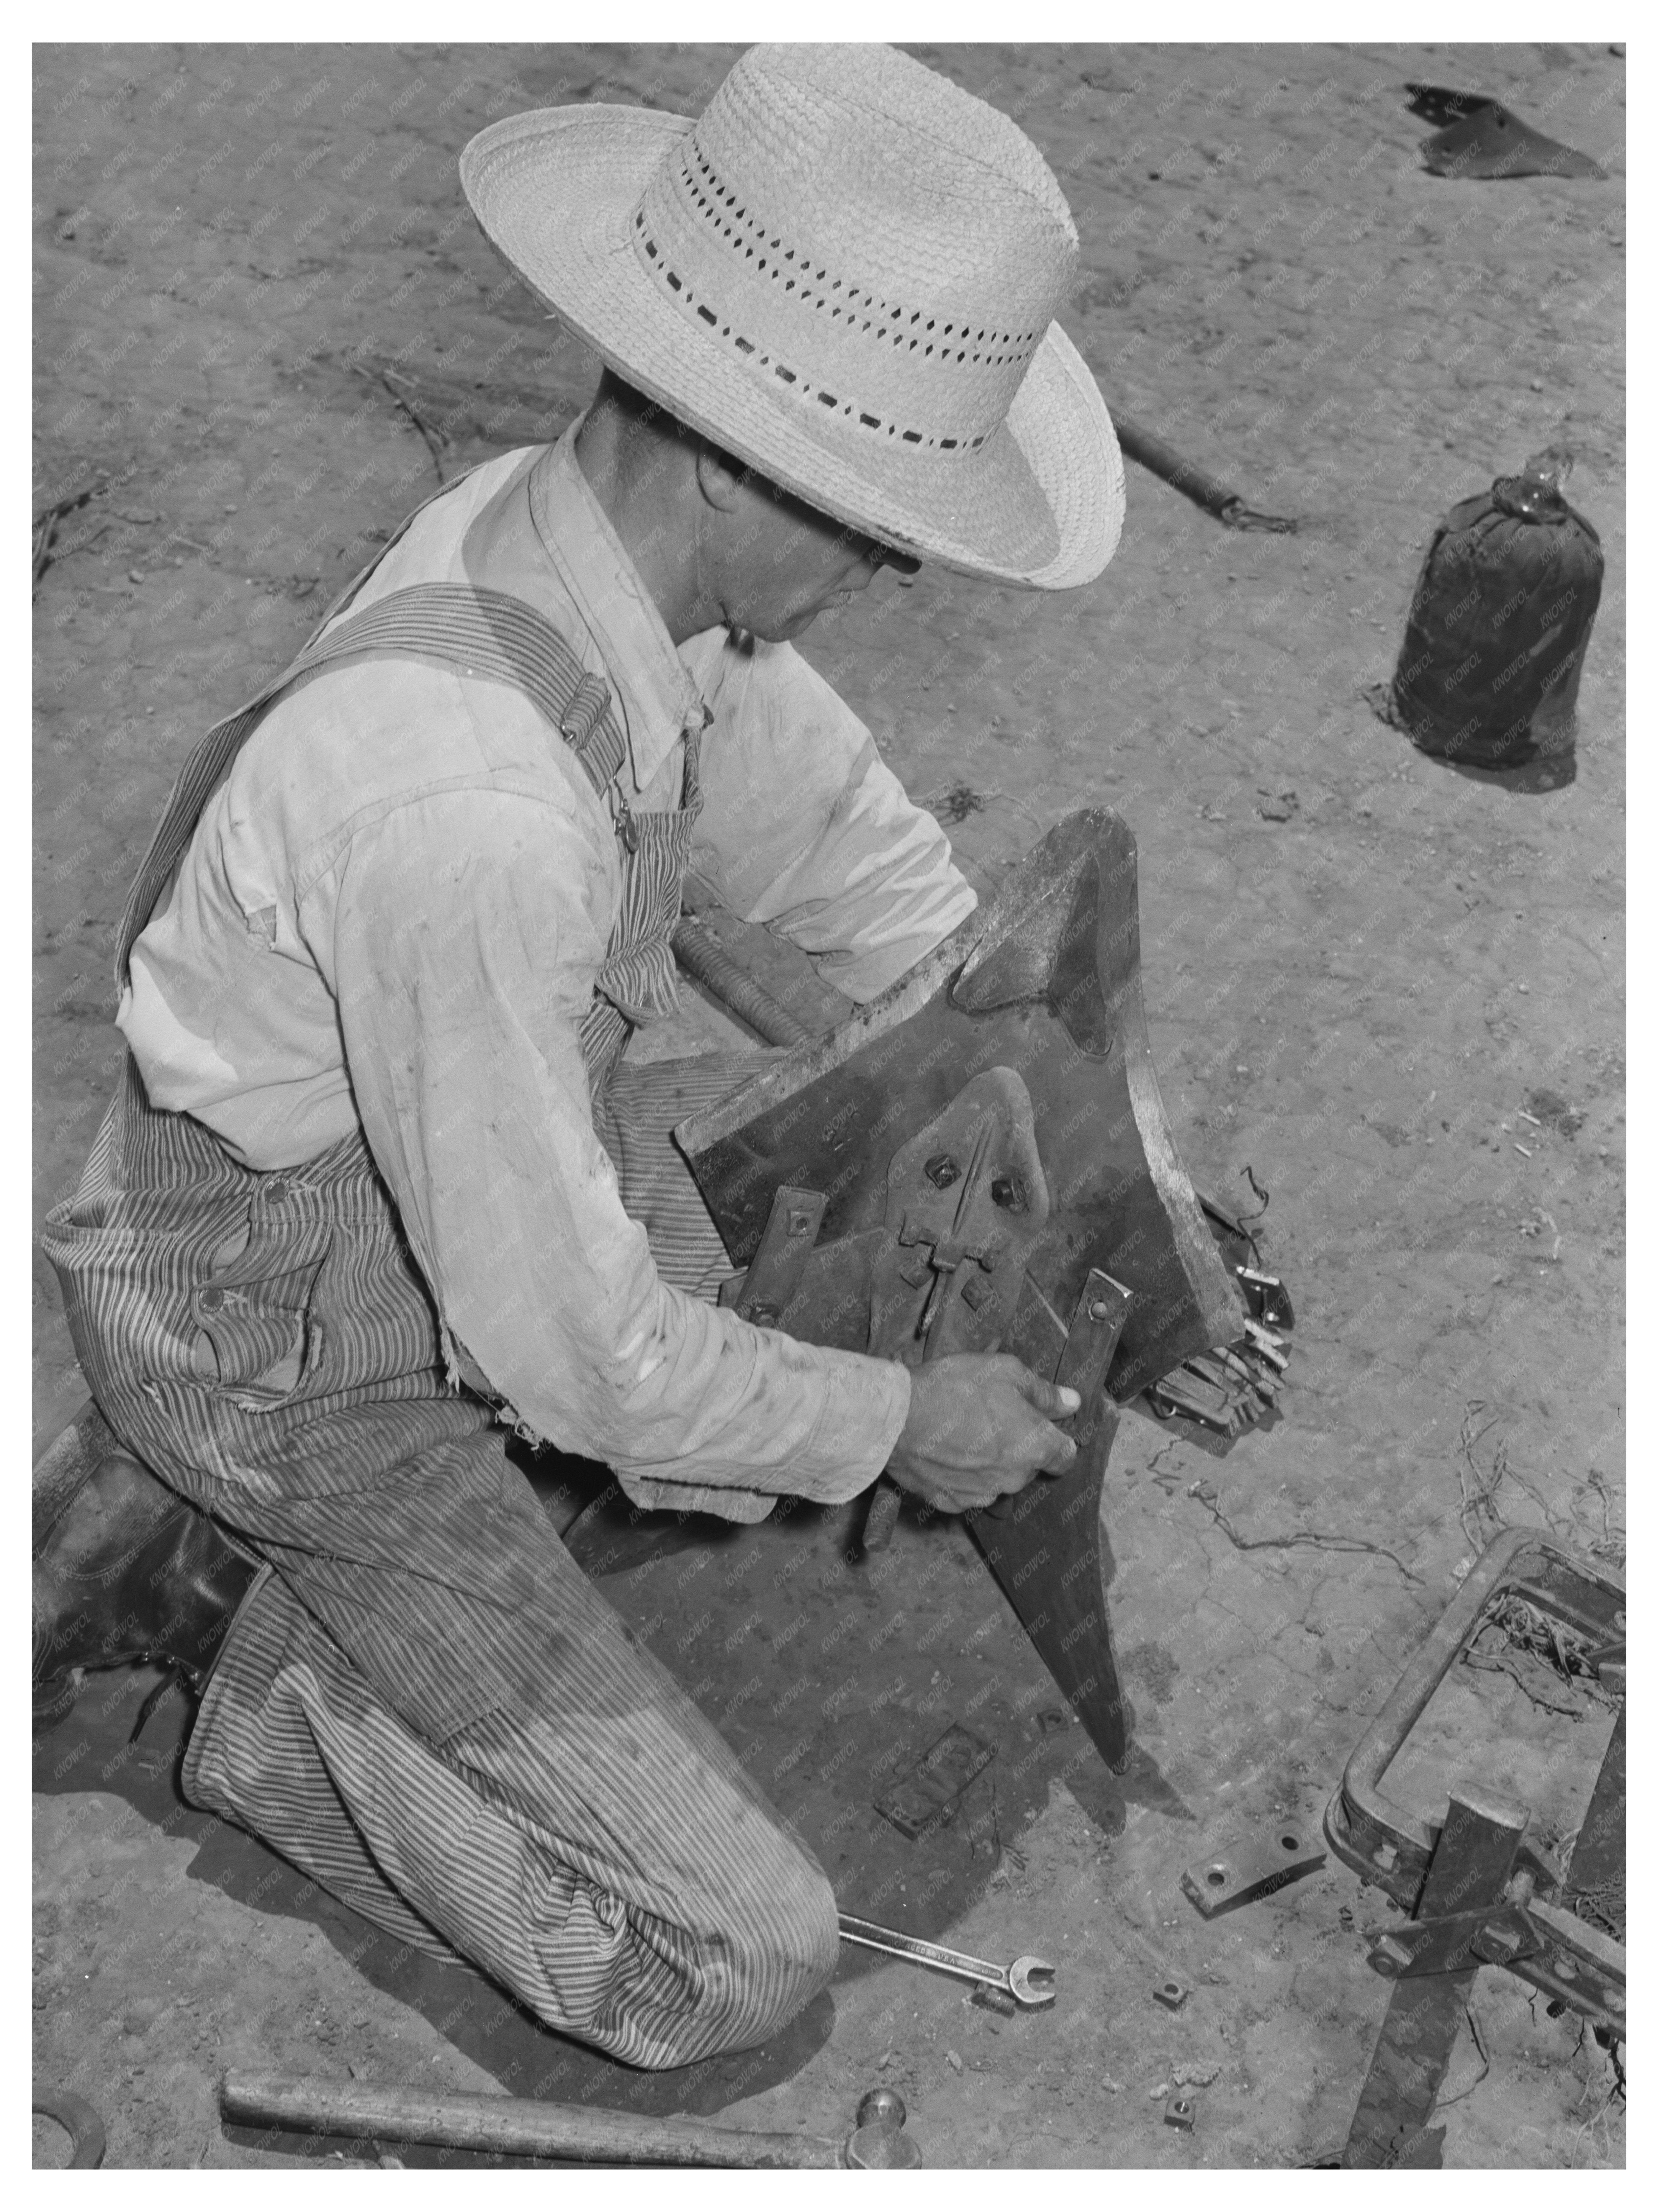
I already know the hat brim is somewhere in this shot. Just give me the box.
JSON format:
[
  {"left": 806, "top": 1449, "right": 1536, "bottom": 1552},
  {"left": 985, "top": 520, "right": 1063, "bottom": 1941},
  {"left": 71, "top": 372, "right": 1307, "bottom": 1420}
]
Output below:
[{"left": 461, "top": 106, "right": 1124, "bottom": 590}]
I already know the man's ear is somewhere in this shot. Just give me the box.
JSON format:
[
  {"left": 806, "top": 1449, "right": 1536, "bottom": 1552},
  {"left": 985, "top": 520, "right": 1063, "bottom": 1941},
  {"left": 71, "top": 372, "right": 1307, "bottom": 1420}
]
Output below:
[{"left": 694, "top": 441, "right": 746, "bottom": 514}]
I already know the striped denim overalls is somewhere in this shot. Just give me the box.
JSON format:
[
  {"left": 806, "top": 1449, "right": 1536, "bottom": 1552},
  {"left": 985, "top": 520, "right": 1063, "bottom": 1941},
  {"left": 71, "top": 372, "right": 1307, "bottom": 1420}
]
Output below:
[{"left": 40, "top": 478, "right": 837, "bottom": 2070}]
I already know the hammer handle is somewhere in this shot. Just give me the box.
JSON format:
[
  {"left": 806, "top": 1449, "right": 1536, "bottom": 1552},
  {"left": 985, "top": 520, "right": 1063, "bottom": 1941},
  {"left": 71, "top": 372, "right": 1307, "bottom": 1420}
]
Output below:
[
  {"left": 221, "top": 2071, "right": 845, "bottom": 2168},
  {"left": 861, "top": 1474, "right": 903, "bottom": 1553},
  {"left": 1110, "top": 409, "right": 1243, "bottom": 519}
]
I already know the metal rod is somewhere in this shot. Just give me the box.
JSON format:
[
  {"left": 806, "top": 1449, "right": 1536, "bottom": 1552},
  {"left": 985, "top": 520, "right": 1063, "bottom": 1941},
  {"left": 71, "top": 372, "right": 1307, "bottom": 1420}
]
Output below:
[
  {"left": 671, "top": 914, "right": 815, "bottom": 1047},
  {"left": 220, "top": 2071, "right": 845, "bottom": 2169},
  {"left": 1110, "top": 408, "right": 1297, "bottom": 533}
]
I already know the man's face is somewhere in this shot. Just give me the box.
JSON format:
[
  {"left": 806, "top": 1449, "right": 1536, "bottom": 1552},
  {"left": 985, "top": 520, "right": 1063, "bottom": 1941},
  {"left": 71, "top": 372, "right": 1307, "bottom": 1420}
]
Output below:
[{"left": 711, "top": 470, "right": 920, "bottom": 642}]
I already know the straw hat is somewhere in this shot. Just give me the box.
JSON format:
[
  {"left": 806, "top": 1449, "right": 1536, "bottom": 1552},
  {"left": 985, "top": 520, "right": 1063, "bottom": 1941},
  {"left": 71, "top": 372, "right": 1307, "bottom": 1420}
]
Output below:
[{"left": 460, "top": 44, "right": 1124, "bottom": 589}]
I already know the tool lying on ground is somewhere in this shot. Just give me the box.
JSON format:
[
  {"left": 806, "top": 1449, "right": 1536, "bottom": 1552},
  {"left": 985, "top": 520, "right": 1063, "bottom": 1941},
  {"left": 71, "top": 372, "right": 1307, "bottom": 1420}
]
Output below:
[
  {"left": 874, "top": 1719, "right": 996, "bottom": 1840},
  {"left": 220, "top": 2071, "right": 921, "bottom": 2169},
  {"left": 1108, "top": 408, "right": 1297, "bottom": 533},
  {"left": 32, "top": 2090, "right": 106, "bottom": 2170},
  {"left": 33, "top": 481, "right": 105, "bottom": 597},
  {"left": 1403, "top": 82, "right": 1607, "bottom": 181},
  {"left": 1180, "top": 1805, "right": 1327, "bottom": 1918},
  {"left": 1324, "top": 1527, "right": 1625, "bottom": 2168},
  {"left": 839, "top": 1912, "right": 1056, "bottom": 2009},
  {"left": 677, "top": 809, "right": 1264, "bottom": 1778}
]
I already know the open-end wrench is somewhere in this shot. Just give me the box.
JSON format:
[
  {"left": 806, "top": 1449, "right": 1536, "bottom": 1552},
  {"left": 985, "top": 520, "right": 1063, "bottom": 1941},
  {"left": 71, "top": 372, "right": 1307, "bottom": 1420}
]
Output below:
[{"left": 838, "top": 1913, "right": 1056, "bottom": 2009}]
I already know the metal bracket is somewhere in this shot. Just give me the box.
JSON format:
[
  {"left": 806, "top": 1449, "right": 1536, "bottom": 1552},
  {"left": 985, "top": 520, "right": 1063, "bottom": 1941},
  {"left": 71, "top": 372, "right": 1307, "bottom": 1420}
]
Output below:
[
  {"left": 1362, "top": 1894, "right": 1624, "bottom": 2037},
  {"left": 980, "top": 1269, "right": 1129, "bottom": 1524},
  {"left": 1180, "top": 1809, "right": 1327, "bottom": 1917},
  {"left": 1365, "top": 1901, "right": 1539, "bottom": 1980},
  {"left": 1236, "top": 1266, "right": 1294, "bottom": 1330},
  {"left": 717, "top": 1185, "right": 825, "bottom": 1327},
  {"left": 1342, "top": 1784, "right": 1528, "bottom": 2168},
  {"left": 1328, "top": 1530, "right": 1628, "bottom": 2165},
  {"left": 1059, "top": 1271, "right": 1133, "bottom": 1393},
  {"left": 1324, "top": 1527, "right": 1625, "bottom": 1917}
]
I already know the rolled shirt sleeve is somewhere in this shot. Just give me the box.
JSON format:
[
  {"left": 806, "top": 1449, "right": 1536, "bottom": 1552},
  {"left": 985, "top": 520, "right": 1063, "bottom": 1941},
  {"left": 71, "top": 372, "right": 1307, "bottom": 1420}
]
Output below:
[
  {"left": 687, "top": 631, "right": 978, "bottom": 1001},
  {"left": 317, "top": 784, "right": 911, "bottom": 1510}
]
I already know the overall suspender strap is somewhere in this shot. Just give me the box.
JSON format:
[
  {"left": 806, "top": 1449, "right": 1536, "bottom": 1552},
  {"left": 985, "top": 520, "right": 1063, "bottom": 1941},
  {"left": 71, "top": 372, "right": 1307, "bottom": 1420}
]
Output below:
[{"left": 115, "top": 580, "right": 630, "bottom": 986}]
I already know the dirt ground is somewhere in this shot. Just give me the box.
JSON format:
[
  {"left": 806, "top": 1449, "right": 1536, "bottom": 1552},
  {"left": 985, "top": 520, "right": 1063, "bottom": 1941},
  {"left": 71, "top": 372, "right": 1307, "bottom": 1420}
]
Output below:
[{"left": 32, "top": 40, "right": 1625, "bottom": 2171}]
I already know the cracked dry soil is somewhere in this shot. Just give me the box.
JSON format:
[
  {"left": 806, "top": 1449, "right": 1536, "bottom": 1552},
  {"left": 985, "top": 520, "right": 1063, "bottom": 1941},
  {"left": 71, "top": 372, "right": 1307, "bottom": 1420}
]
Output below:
[{"left": 33, "top": 41, "right": 1624, "bottom": 2171}]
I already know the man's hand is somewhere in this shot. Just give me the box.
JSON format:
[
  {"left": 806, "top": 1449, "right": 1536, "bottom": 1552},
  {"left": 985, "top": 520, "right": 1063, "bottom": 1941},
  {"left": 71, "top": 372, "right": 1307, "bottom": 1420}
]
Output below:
[{"left": 885, "top": 1353, "right": 1081, "bottom": 1515}]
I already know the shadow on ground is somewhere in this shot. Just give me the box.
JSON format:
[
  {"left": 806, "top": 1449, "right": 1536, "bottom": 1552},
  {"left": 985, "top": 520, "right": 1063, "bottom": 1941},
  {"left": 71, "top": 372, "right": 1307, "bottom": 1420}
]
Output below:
[{"left": 34, "top": 1457, "right": 1189, "bottom": 2159}]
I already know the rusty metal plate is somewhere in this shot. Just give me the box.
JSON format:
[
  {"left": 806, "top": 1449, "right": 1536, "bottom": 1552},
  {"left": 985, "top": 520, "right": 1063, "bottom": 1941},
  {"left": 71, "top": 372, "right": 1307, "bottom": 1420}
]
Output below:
[
  {"left": 874, "top": 1721, "right": 997, "bottom": 1842},
  {"left": 868, "top": 1067, "right": 1051, "bottom": 1365},
  {"left": 675, "top": 810, "right": 1242, "bottom": 1403},
  {"left": 723, "top": 1184, "right": 825, "bottom": 1327},
  {"left": 1181, "top": 1813, "right": 1327, "bottom": 1917}
]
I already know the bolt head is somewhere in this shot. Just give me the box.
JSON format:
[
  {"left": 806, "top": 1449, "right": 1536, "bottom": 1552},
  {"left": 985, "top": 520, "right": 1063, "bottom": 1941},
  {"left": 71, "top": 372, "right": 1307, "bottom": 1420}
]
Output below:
[
  {"left": 1370, "top": 1935, "right": 1413, "bottom": 1977},
  {"left": 924, "top": 1154, "right": 960, "bottom": 1189}
]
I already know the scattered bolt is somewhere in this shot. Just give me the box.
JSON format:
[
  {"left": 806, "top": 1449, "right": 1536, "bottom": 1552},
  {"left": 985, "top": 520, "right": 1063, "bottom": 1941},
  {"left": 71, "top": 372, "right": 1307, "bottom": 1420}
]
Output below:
[
  {"left": 1369, "top": 1935, "right": 1413, "bottom": 1978},
  {"left": 1473, "top": 1923, "right": 1524, "bottom": 1966},
  {"left": 972, "top": 1979, "right": 1017, "bottom": 2017},
  {"left": 1164, "top": 2095, "right": 1197, "bottom": 2131}
]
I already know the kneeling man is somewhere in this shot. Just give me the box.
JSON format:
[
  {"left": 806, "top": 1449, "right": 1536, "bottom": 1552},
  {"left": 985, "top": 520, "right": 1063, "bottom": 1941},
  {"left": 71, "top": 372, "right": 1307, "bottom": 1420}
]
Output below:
[{"left": 38, "top": 43, "right": 1125, "bottom": 2068}]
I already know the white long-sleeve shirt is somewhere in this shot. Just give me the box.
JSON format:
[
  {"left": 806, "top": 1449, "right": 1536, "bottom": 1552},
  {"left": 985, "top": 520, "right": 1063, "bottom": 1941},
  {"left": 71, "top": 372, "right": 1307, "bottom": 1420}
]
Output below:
[{"left": 117, "top": 428, "right": 977, "bottom": 1515}]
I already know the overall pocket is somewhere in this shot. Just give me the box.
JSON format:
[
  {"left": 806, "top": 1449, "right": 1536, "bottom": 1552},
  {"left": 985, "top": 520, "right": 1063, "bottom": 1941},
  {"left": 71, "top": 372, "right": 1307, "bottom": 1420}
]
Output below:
[{"left": 189, "top": 1200, "right": 333, "bottom": 1412}]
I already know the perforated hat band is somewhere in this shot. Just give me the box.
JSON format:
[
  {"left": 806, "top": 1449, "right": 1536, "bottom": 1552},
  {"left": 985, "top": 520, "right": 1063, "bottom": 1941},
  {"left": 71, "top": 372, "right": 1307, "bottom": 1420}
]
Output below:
[
  {"left": 628, "top": 48, "right": 1079, "bottom": 461},
  {"left": 457, "top": 44, "right": 1126, "bottom": 590}
]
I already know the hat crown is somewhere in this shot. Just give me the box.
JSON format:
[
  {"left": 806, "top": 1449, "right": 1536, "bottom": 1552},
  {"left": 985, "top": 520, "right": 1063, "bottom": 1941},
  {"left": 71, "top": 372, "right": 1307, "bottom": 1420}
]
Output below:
[{"left": 631, "top": 43, "right": 1080, "bottom": 455}]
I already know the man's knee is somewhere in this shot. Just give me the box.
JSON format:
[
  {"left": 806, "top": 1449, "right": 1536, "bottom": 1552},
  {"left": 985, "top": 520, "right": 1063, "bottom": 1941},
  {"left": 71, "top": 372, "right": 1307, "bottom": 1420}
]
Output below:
[
  {"left": 706, "top": 1823, "right": 839, "bottom": 2050},
  {"left": 773, "top": 1842, "right": 840, "bottom": 1990}
]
